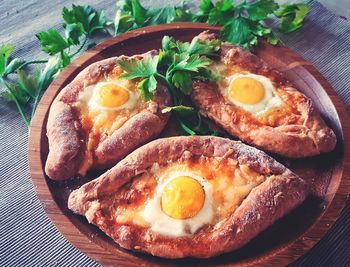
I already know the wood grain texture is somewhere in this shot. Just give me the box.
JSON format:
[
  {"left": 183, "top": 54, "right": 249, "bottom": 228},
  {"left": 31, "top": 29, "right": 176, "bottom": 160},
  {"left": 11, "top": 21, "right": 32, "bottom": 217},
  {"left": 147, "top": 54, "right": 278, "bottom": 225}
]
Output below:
[{"left": 28, "top": 23, "right": 350, "bottom": 266}]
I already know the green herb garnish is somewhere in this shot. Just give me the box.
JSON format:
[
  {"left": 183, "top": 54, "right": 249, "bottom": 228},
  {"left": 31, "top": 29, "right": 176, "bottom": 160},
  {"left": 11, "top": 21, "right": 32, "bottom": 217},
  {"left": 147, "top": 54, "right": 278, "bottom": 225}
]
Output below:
[
  {"left": 274, "top": 3, "right": 310, "bottom": 33},
  {"left": 117, "top": 36, "right": 220, "bottom": 135},
  {"left": 115, "top": 0, "right": 309, "bottom": 50},
  {"left": 0, "top": 5, "right": 109, "bottom": 127},
  {"left": 0, "top": 1, "right": 309, "bottom": 128}
]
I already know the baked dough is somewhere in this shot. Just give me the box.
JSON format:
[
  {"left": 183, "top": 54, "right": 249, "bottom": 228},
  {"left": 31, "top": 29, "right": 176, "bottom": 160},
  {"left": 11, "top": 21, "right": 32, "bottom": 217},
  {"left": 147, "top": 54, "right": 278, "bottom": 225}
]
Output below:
[
  {"left": 45, "top": 51, "right": 171, "bottom": 180},
  {"left": 191, "top": 31, "right": 336, "bottom": 158},
  {"left": 68, "top": 136, "right": 308, "bottom": 258}
]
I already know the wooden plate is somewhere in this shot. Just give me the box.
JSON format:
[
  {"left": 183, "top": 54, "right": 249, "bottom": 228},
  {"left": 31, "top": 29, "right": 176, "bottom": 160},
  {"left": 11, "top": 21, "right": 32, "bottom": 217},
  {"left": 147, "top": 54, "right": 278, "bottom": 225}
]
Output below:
[{"left": 28, "top": 23, "right": 350, "bottom": 266}]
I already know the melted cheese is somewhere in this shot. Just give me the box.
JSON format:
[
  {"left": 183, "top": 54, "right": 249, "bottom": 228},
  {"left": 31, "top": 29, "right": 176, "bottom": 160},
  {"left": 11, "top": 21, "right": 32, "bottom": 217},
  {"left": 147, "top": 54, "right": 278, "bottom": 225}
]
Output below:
[
  {"left": 74, "top": 66, "right": 148, "bottom": 174},
  {"left": 113, "top": 156, "right": 268, "bottom": 232},
  {"left": 212, "top": 61, "right": 304, "bottom": 127}
]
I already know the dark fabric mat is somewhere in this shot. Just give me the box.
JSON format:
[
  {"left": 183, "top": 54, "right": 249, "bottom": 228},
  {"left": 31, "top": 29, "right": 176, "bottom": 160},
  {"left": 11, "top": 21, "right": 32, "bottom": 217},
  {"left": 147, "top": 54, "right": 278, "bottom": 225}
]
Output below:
[{"left": 0, "top": 1, "right": 349, "bottom": 266}]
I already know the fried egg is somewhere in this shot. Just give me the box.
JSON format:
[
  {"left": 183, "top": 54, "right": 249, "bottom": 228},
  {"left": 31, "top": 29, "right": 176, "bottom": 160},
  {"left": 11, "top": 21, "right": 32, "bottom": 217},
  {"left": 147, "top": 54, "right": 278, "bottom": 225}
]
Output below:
[
  {"left": 223, "top": 73, "right": 283, "bottom": 116},
  {"left": 79, "top": 80, "right": 138, "bottom": 112},
  {"left": 115, "top": 157, "right": 267, "bottom": 238},
  {"left": 140, "top": 169, "right": 213, "bottom": 237}
]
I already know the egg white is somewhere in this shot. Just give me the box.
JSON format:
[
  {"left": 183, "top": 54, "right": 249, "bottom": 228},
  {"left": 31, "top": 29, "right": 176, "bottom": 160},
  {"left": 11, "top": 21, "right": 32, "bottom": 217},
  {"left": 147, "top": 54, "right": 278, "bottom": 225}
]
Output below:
[
  {"left": 78, "top": 81, "right": 138, "bottom": 112},
  {"left": 223, "top": 73, "right": 283, "bottom": 116},
  {"left": 140, "top": 169, "right": 213, "bottom": 237}
]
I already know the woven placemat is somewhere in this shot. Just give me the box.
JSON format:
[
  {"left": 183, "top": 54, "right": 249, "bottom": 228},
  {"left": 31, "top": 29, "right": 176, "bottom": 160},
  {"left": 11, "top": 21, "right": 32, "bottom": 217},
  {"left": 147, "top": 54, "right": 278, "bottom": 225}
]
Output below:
[{"left": 0, "top": 1, "right": 349, "bottom": 266}]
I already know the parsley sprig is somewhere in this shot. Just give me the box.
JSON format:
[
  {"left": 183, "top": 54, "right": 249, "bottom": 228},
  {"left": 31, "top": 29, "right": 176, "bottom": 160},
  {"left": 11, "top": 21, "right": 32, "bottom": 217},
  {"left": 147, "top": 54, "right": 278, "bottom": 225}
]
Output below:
[
  {"left": 0, "top": 5, "right": 109, "bottom": 127},
  {"left": 36, "top": 4, "right": 109, "bottom": 68},
  {"left": 117, "top": 36, "right": 221, "bottom": 135},
  {"left": 1, "top": 1, "right": 309, "bottom": 128},
  {"left": 0, "top": 45, "right": 61, "bottom": 126},
  {"left": 116, "top": 0, "right": 310, "bottom": 50}
]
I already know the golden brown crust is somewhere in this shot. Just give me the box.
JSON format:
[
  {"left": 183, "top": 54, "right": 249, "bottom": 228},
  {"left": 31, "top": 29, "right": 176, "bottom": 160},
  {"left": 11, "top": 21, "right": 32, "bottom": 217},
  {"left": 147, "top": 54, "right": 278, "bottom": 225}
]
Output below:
[
  {"left": 94, "top": 84, "right": 170, "bottom": 169},
  {"left": 45, "top": 101, "right": 83, "bottom": 179},
  {"left": 45, "top": 52, "right": 171, "bottom": 180},
  {"left": 192, "top": 31, "right": 336, "bottom": 158},
  {"left": 68, "top": 136, "right": 309, "bottom": 258}
]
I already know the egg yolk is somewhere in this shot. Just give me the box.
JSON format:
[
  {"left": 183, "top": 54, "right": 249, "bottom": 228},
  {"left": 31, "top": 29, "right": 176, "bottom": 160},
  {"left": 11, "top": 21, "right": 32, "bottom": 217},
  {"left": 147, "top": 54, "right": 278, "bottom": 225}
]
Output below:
[
  {"left": 229, "top": 77, "right": 265, "bottom": 104},
  {"left": 98, "top": 84, "right": 129, "bottom": 108},
  {"left": 161, "top": 176, "right": 205, "bottom": 220}
]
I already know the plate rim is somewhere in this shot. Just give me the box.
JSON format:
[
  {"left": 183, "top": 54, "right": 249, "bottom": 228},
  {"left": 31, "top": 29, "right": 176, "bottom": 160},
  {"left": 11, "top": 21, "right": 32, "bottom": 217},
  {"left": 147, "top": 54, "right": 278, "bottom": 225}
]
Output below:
[{"left": 28, "top": 22, "right": 350, "bottom": 266}]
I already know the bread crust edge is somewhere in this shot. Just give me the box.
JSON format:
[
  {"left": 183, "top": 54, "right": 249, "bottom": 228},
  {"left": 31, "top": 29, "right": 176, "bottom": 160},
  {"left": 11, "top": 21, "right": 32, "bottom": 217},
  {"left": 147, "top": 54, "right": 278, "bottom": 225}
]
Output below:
[{"left": 68, "top": 136, "right": 309, "bottom": 258}]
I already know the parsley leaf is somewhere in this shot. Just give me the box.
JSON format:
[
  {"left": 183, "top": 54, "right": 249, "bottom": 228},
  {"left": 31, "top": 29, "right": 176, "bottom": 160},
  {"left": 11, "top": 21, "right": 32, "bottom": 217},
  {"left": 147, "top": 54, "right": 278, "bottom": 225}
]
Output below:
[
  {"left": 65, "top": 23, "right": 84, "bottom": 45},
  {"left": 2, "top": 68, "right": 41, "bottom": 108},
  {"left": 173, "top": 54, "right": 212, "bottom": 72},
  {"left": 115, "top": 0, "right": 192, "bottom": 35},
  {"left": 118, "top": 36, "right": 218, "bottom": 98},
  {"left": 36, "top": 29, "right": 70, "bottom": 55},
  {"left": 171, "top": 71, "right": 193, "bottom": 95},
  {"left": 137, "top": 75, "right": 157, "bottom": 101},
  {"left": 16, "top": 70, "right": 39, "bottom": 98},
  {"left": 129, "top": 0, "right": 147, "bottom": 26},
  {"left": 0, "top": 44, "right": 15, "bottom": 76},
  {"left": 275, "top": 3, "right": 309, "bottom": 33},
  {"left": 188, "top": 37, "right": 221, "bottom": 56},
  {"left": 114, "top": 0, "right": 147, "bottom": 34},
  {"left": 221, "top": 15, "right": 281, "bottom": 50},
  {"left": 266, "top": 31, "right": 280, "bottom": 45},
  {"left": 117, "top": 55, "right": 159, "bottom": 100},
  {"left": 162, "top": 105, "right": 195, "bottom": 116},
  {"left": 117, "top": 35, "right": 220, "bottom": 135},
  {"left": 37, "top": 5, "right": 108, "bottom": 60},
  {"left": 114, "top": 10, "right": 134, "bottom": 34},
  {"left": 194, "top": 0, "right": 214, "bottom": 22},
  {"left": 207, "top": 0, "right": 234, "bottom": 26},
  {"left": 193, "top": 68, "right": 220, "bottom": 81},
  {"left": 161, "top": 35, "right": 220, "bottom": 57},
  {"left": 63, "top": 4, "right": 107, "bottom": 36},
  {"left": 1, "top": 79, "right": 31, "bottom": 107},
  {"left": 0, "top": 45, "right": 26, "bottom": 78},
  {"left": 145, "top": 7, "right": 176, "bottom": 25},
  {"left": 241, "top": 0, "right": 279, "bottom": 21},
  {"left": 173, "top": 3, "right": 193, "bottom": 22},
  {"left": 3, "top": 58, "right": 25, "bottom": 77},
  {"left": 1, "top": 54, "right": 63, "bottom": 127},
  {"left": 117, "top": 55, "right": 159, "bottom": 80},
  {"left": 215, "top": 0, "right": 234, "bottom": 12},
  {"left": 221, "top": 17, "right": 253, "bottom": 49},
  {"left": 30, "top": 56, "right": 62, "bottom": 118},
  {"left": 1, "top": 69, "right": 40, "bottom": 127}
]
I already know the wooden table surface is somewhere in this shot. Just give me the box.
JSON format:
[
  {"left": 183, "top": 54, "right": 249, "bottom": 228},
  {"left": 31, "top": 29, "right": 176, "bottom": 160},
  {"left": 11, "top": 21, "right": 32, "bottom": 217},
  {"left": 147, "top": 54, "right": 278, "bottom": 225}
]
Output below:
[{"left": 1, "top": 1, "right": 350, "bottom": 266}]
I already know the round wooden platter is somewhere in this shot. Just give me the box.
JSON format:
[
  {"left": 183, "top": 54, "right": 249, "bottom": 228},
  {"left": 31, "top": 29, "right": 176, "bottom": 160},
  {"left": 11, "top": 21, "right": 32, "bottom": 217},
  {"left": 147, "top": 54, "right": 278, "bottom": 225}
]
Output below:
[{"left": 28, "top": 23, "right": 350, "bottom": 266}]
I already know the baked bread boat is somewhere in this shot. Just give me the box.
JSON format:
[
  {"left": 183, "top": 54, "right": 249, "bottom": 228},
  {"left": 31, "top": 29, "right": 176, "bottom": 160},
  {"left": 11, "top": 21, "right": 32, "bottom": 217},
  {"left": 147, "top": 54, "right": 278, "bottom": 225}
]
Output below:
[
  {"left": 45, "top": 52, "right": 171, "bottom": 180},
  {"left": 191, "top": 31, "right": 336, "bottom": 158},
  {"left": 68, "top": 136, "right": 308, "bottom": 258}
]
